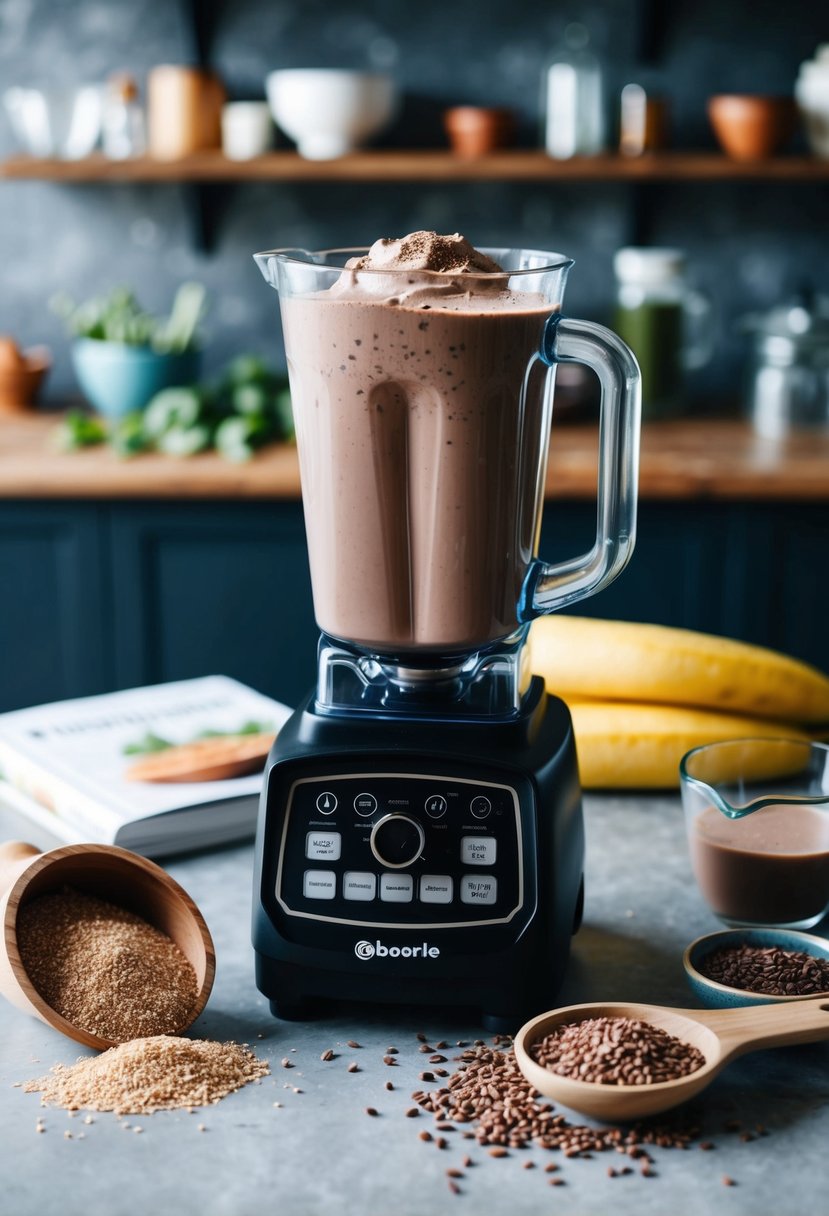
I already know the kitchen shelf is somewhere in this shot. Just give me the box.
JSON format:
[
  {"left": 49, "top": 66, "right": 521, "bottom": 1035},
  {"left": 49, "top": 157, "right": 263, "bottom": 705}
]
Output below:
[{"left": 3, "top": 150, "right": 829, "bottom": 183}]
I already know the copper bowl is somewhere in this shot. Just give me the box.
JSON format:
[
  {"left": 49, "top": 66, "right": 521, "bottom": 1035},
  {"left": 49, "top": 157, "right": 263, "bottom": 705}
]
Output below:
[
  {"left": 708, "top": 94, "right": 796, "bottom": 160},
  {"left": 443, "top": 106, "right": 515, "bottom": 157}
]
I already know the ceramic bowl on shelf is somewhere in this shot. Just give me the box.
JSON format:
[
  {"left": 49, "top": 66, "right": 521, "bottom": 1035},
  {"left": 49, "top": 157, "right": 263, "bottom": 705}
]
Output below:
[
  {"left": 265, "top": 69, "right": 397, "bottom": 160},
  {"left": 707, "top": 94, "right": 796, "bottom": 160},
  {"left": 70, "top": 340, "right": 200, "bottom": 419},
  {"left": 3, "top": 85, "right": 103, "bottom": 159},
  {"left": 795, "top": 45, "right": 829, "bottom": 158},
  {"left": 684, "top": 927, "right": 829, "bottom": 1008}
]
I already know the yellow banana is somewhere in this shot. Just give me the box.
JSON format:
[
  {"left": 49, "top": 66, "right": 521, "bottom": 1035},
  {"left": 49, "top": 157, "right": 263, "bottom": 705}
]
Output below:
[
  {"left": 565, "top": 699, "right": 809, "bottom": 789},
  {"left": 532, "top": 616, "right": 829, "bottom": 725}
]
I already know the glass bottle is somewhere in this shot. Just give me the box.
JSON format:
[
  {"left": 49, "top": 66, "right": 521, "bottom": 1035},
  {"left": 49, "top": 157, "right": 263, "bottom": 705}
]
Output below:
[
  {"left": 102, "top": 73, "right": 146, "bottom": 159},
  {"left": 543, "top": 23, "right": 604, "bottom": 159}
]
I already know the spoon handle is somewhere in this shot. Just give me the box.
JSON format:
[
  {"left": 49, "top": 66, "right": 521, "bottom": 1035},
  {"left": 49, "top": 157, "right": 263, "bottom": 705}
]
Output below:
[{"left": 694, "top": 997, "right": 829, "bottom": 1058}]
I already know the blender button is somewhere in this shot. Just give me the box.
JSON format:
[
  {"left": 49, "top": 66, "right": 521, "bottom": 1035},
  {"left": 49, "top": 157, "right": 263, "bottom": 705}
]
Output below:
[
  {"left": 425, "top": 795, "right": 447, "bottom": 819},
  {"left": 354, "top": 792, "right": 378, "bottom": 816},
  {"left": 343, "top": 871, "right": 377, "bottom": 901},
  {"left": 470, "top": 796, "right": 491, "bottom": 819},
  {"left": 306, "top": 831, "right": 342, "bottom": 860},
  {"left": 316, "top": 792, "right": 338, "bottom": 815},
  {"left": 419, "top": 875, "right": 454, "bottom": 904},
  {"left": 303, "top": 870, "right": 337, "bottom": 899},
  {"left": 460, "top": 835, "right": 497, "bottom": 865},
  {"left": 460, "top": 875, "right": 498, "bottom": 906},
  {"left": 380, "top": 873, "right": 414, "bottom": 902}
]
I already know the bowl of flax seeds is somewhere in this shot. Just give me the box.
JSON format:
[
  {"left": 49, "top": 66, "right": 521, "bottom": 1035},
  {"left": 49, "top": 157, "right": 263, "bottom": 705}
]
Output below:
[{"left": 685, "top": 927, "right": 829, "bottom": 1008}]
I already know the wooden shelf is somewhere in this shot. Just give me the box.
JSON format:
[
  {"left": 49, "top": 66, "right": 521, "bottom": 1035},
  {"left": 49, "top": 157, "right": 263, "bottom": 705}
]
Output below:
[
  {"left": 3, "top": 150, "right": 829, "bottom": 184},
  {"left": 2, "top": 415, "right": 828, "bottom": 501}
]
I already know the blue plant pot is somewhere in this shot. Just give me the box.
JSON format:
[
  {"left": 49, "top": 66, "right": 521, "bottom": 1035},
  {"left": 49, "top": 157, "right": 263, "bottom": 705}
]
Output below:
[{"left": 71, "top": 340, "right": 200, "bottom": 419}]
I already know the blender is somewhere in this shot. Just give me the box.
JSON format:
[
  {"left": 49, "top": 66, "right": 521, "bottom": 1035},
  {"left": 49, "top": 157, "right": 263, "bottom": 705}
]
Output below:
[{"left": 251, "top": 240, "right": 640, "bottom": 1030}]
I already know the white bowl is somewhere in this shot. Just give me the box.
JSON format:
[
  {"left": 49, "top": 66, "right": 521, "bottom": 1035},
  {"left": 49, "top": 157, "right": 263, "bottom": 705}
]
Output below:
[
  {"left": 796, "top": 47, "right": 829, "bottom": 158},
  {"left": 3, "top": 86, "right": 102, "bottom": 158},
  {"left": 265, "top": 69, "right": 397, "bottom": 160}
]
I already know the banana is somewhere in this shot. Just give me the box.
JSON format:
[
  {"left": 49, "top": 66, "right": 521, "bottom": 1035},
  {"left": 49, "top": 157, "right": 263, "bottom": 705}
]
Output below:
[
  {"left": 532, "top": 616, "right": 829, "bottom": 726},
  {"left": 565, "top": 699, "right": 809, "bottom": 789}
]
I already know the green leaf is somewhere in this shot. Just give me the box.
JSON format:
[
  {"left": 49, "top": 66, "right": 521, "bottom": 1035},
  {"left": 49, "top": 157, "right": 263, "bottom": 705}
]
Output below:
[
  {"left": 55, "top": 410, "right": 108, "bottom": 450},
  {"left": 232, "top": 382, "right": 270, "bottom": 416},
  {"left": 111, "top": 412, "right": 151, "bottom": 458},
  {"left": 122, "top": 731, "right": 173, "bottom": 755},
  {"left": 157, "top": 424, "right": 212, "bottom": 456},
  {"left": 143, "top": 387, "right": 204, "bottom": 438},
  {"left": 154, "top": 282, "right": 206, "bottom": 354}
]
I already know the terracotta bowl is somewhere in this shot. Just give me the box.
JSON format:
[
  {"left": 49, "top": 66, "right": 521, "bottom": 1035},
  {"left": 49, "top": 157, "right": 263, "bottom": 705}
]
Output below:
[
  {"left": 708, "top": 94, "right": 796, "bottom": 160},
  {"left": 0, "top": 346, "right": 51, "bottom": 414},
  {"left": 443, "top": 107, "right": 515, "bottom": 157}
]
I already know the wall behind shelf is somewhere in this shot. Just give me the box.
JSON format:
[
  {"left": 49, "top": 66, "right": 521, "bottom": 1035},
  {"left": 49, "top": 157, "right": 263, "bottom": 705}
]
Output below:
[{"left": 0, "top": 0, "right": 826, "bottom": 405}]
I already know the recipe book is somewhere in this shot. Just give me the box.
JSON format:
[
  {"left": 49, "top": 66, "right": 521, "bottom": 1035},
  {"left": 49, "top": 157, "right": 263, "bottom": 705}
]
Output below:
[{"left": 0, "top": 676, "right": 293, "bottom": 857}]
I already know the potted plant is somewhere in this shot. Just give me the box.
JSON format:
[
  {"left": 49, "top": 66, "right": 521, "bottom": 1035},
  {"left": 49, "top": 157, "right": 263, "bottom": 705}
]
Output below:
[{"left": 54, "top": 283, "right": 206, "bottom": 418}]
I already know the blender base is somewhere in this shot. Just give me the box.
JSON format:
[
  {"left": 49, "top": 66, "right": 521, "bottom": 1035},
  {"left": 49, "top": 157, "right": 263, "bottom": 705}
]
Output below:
[{"left": 252, "top": 678, "right": 584, "bottom": 1031}]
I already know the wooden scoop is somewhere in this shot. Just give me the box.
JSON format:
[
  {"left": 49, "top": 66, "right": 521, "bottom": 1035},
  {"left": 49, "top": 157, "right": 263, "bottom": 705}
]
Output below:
[
  {"left": 0, "top": 840, "right": 215, "bottom": 1050},
  {"left": 514, "top": 998, "right": 829, "bottom": 1121}
]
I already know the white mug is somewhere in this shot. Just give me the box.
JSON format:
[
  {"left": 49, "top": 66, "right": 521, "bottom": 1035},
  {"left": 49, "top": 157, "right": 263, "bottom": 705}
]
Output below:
[{"left": 221, "top": 101, "right": 273, "bottom": 160}]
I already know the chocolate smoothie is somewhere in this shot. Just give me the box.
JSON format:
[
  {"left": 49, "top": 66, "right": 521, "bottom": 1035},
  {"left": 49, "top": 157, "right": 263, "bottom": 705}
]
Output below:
[
  {"left": 280, "top": 233, "right": 555, "bottom": 654},
  {"left": 690, "top": 803, "right": 829, "bottom": 926}
]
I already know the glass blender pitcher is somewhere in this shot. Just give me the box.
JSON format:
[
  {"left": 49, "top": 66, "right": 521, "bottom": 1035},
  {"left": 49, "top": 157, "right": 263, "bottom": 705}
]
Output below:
[
  {"left": 255, "top": 246, "right": 640, "bottom": 715},
  {"left": 251, "top": 242, "right": 641, "bottom": 1029}
]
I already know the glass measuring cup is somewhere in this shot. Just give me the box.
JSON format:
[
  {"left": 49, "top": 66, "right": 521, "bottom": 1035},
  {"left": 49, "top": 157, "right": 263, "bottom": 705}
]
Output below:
[{"left": 680, "top": 739, "right": 829, "bottom": 929}]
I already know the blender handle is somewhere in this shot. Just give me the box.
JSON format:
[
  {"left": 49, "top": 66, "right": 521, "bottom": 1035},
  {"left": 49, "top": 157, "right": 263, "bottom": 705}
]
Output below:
[{"left": 518, "top": 314, "right": 641, "bottom": 620}]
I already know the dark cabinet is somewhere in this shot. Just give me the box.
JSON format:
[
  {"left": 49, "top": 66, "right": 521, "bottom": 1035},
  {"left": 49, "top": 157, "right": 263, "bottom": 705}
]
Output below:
[
  {"left": 108, "top": 502, "right": 318, "bottom": 708},
  {"left": 0, "top": 503, "right": 110, "bottom": 712},
  {"left": 0, "top": 497, "right": 826, "bottom": 715}
]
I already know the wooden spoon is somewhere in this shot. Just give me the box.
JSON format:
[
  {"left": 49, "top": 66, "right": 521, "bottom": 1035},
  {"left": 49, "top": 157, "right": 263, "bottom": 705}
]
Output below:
[
  {"left": 514, "top": 998, "right": 829, "bottom": 1121},
  {"left": 0, "top": 840, "right": 215, "bottom": 1049}
]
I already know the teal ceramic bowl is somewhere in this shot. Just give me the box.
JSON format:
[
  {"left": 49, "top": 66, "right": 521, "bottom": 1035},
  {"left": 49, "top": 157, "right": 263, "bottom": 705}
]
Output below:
[
  {"left": 71, "top": 340, "right": 200, "bottom": 418},
  {"left": 684, "top": 927, "right": 829, "bottom": 1008}
]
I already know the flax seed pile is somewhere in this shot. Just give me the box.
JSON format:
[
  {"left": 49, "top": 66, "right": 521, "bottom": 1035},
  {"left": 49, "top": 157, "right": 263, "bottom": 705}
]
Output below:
[
  {"left": 699, "top": 944, "right": 829, "bottom": 997},
  {"left": 411, "top": 1040, "right": 700, "bottom": 1154},
  {"left": 529, "top": 1016, "right": 706, "bottom": 1085},
  {"left": 17, "top": 887, "right": 198, "bottom": 1041},
  {"left": 24, "top": 1036, "right": 269, "bottom": 1114}
]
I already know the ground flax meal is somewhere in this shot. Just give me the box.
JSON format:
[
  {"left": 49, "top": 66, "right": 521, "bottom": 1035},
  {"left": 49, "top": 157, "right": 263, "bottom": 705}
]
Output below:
[
  {"left": 16, "top": 887, "right": 198, "bottom": 1041},
  {"left": 24, "top": 1036, "right": 270, "bottom": 1113}
]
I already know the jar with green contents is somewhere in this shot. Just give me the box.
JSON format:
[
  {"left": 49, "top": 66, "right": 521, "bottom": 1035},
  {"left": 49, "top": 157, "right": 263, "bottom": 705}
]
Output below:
[{"left": 613, "top": 248, "right": 712, "bottom": 418}]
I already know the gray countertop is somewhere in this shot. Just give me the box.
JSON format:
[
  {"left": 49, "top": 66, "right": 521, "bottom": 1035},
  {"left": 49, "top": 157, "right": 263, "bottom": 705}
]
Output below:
[{"left": 0, "top": 794, "right": 826, "bottom": 1216}]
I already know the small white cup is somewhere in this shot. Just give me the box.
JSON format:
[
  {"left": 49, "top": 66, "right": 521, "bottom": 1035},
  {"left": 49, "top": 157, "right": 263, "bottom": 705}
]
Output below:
[{"left": 221, "top": 101, "right": 273, "bottom": 160}]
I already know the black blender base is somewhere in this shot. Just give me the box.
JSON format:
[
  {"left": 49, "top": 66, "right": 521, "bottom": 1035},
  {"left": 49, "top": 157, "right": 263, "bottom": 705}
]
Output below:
[
  {"left": 252, "top": 681, "right": 585, "bottom": 1033},
  {"left": 268, "top": 997, "right": 322, "bottom": 1021}
]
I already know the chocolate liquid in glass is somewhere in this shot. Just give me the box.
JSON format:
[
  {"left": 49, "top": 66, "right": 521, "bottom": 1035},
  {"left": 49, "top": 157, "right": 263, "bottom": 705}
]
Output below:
[
  {"left": 281, "top": 290, "right": 552, "bottom": 654},
  {"left": 690, "top": 803, "right": 829, "bottom": 925}
]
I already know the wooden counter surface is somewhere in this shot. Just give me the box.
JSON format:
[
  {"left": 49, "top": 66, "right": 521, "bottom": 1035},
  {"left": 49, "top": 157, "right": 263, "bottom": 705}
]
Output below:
[{"left": 1, "top": 413, "right": 828, "bottom": 501}]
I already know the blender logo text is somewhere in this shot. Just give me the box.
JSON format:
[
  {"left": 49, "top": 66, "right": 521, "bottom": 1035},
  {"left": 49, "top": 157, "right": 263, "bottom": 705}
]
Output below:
[{"left": 354, "top": 940, "right": 440, "bottom": 960}]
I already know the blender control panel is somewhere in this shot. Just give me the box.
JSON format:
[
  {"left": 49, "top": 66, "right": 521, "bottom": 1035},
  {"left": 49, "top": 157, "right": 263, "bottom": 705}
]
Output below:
[{"left": 273, "top": 771, "right": 523, "bottom": 928}]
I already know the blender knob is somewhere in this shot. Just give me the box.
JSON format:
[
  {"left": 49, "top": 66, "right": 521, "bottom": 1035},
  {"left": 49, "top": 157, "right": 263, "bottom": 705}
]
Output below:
[{"left": 370, "top": 814, "right": 425, "bottom": 869}]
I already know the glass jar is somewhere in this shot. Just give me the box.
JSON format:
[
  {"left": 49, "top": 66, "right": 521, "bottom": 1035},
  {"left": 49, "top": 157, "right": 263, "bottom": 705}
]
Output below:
[
  {"left": 613, "top": 247, "right": 712, "bottom": 418},
  {"left": 543, "top": 23, "right": 604, "bottom": 159}
]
